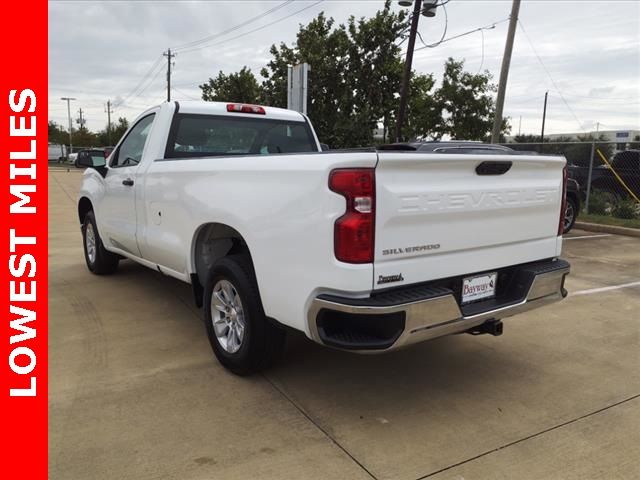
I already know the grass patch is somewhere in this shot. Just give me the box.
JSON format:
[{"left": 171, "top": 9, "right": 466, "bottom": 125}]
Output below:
[{"left": 579, "top": 213, "right": 640, "bottom": 229}]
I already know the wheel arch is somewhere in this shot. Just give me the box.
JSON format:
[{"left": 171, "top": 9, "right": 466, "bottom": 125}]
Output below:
[
  {"left": 190, "top": 222, "right": 254, "bottom": 307},
  {"left": 566, "top": 190, "right": 580, "bottom": 210},
  {"left": 78, "top": 197, "right": 93, "bottom": 225}
]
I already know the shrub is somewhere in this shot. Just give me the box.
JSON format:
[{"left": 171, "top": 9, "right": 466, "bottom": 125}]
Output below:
[
  {"left": 612, "top": 199, "right": 639, "bottom": 219},
  {"left": 587, "top": 190, "right": 610, "bottom": 215}
]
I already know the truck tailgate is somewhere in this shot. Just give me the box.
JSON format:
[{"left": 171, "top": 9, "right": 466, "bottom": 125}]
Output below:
[{"left": 373, "top": 152, "right": 565, "bottom": 289}]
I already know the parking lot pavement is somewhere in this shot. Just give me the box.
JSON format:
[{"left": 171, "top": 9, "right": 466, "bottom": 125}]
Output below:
[{"left": 49, "top": 169, "right": 640, "bottom": 480}]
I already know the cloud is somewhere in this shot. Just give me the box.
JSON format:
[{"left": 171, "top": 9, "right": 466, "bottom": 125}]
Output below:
[{"left": 48, "top": 0, "right": 640, "bottom": 135}]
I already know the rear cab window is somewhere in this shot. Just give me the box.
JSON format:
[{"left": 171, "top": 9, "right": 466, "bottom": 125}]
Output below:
[{"left": 165, "top": 114, "right": 318, "bottom": 159}]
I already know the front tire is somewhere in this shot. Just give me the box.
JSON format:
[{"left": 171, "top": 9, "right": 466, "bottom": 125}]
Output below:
[
  {"left": 204, "top": 255, "right": 285, "bottom": 375},
  {"left": 82, "top": 211, "right": 119, "bottom": 274}
]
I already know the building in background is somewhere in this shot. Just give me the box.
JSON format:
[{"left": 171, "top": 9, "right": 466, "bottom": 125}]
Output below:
[{"left": 545, "top": 129, "right": 640, "bottom": 152}]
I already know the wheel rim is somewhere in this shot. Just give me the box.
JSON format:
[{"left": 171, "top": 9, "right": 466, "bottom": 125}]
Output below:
[
  {"left": 564, "top": 202, "right": 574, "bottom": 231},
  {"left": 85, "top": 223, "right": 97, "bottom": 264},
  {"left": 211, "top": 279, "right": 246, "bottom": 354}
]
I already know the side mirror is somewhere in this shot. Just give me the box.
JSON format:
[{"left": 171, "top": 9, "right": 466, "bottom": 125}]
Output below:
[
  {"left": 77, "top": 155, "right": 106, "bottom": 169},
  {"left": 320, "top": 143, "right": 330, "bottom": 152},
  {"left": 77, "top": 154, "right": 108, "bottom": 177}
]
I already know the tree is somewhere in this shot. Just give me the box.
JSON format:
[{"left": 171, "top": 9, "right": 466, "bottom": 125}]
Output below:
[
  {"left": 95, "top": 128, "right": 111, "bottom": 147},
  {"left": 73, "top": 120, "right": 96, "bottom": 148},
  {"left": 110, "top": 117, "right": 129, "bottom": 145},
  {"left": 262, "top": 13, "right": 359, "bottom": 147},
  {"left": 574, "top": 133, "right": 613, "bottom": 166},
  {"left": 403, "top": 73, "right": 438, "bottom": 140},
  {"left": 198, "top": 3, "right": 508, "bottom": 148},
  {"left": 512, "top": 134, "right": 542, "bottom": 144},
  {"left": 200, "top": 67, "right": 262, "bottom": 104},
  {"left": 48, "top": 121, "right": 68, "bottom": 145},
  {"left": 345, "top": 3, "right": 407, "bottom": 143},
  {"left": 260, "top": 2, "right": 408, "bottom": 148},
  {"left": 511, "top": 133, "right": 613, "bottom": 164},
  {"left": 434, "top": 58, "right": 510, "bottom": 140}
]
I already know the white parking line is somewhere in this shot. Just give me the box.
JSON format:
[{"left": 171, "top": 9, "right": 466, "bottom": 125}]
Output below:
[
  {"left": 563, "top": 234, "right": 612, "bottom": 241},
  {"left": 572, "top": 281, "right": 640, "bottom": 296}
]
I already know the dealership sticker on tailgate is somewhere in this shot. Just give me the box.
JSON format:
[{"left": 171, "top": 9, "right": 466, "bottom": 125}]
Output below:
[{"left": 462, "top": 272, "right": 497, "bottom": 304}]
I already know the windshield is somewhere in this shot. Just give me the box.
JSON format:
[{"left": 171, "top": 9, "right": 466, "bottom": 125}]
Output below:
[{"left": 166, "top": 114, "right": 318, "bottom": 158}]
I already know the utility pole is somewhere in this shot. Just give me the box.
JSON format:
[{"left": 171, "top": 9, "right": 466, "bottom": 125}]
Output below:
[
  {"left": 540, "top": 90, "right": 548, "bottom": 151},
  {"left": 518, "top": 115, "right": 522, "bottom": 136},
  {"left": 60, "top": 97, "right": 76, "bottom": 154},
  {"left": 105, "top": 100, "right": 113, "bottom": 144},
  {"left": 490, "top": 0, "right": 521, "bottom": 143},
  {"left": 395, "top": 0, "right": 423, "bottom": 142},
  {"left": 77, "top": 108, "right": 85, "bottom": 131},
  {"left": 164, "top": 48, "right": 175, "bottom": 102}
]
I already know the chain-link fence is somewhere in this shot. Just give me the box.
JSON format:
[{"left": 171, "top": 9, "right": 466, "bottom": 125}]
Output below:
[{"left": 500, "top": 141, "right": 640, "bottom": 222}]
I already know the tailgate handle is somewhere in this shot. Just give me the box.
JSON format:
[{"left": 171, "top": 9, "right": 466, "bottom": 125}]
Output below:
[{"left": 476, "top": 161, "right": 512, "bottom": 175}]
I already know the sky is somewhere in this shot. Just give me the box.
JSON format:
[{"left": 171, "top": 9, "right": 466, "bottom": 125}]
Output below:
[{"left": 49, "top": 0, "right": 640, "bottom": 138}]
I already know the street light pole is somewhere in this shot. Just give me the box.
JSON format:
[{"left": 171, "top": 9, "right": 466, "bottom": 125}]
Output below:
[
  {"left": 60, "top": 97, "right": 76, "bottom": 155},
  {"left": 395, "top": 0, "right": 423, "bottom": 142}
]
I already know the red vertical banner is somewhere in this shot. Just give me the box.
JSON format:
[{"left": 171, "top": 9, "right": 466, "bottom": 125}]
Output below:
[{"left": 1, "top": 0, "right": 48, "bottom": 477}]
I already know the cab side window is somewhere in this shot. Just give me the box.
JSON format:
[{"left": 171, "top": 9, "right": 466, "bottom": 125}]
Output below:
[{"left": 111, "top": 114, "right": 156, "bottom": 168}]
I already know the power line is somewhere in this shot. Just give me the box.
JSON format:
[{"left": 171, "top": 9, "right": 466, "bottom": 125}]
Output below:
[
  {"left": 171, "top": 0, "right": 295, "bottom": 52},
  {"left": 173, "top": 88, "right": 200, "bottom": 101},
  {"left": 120, "top": 62, "right": 166, "bottom": 107},
  {"left": 411, "top": 17, "right": 510, "bottom": 54},
  {"left": 416, "top": 1, "right": 448, "bottom": 49},
  {"left": 177, "top": 0, "right": 325, "bottom": 55},
  {"left": 114, "top": 55, "right": 164, "bottom": 108},
  {"left": 517, "top": 19, "right": 586, "bottom": 132},
  {"left": 555, "top": 92, "right": 640, "bottom": 103}
]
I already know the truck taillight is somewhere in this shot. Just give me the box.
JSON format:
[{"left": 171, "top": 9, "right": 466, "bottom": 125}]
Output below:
[
  {"left": 226, "top": 103, "right": 266, "bottom": 114},
  {"left": 558, "top": 164, "right": 568, "bottom": 235},
  {"left": 329, "top": 169, "right": 375, "bottom": 263}
]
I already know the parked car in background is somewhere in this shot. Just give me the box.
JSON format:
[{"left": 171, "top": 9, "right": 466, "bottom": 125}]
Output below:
[
  {"left": 76, "top": 101, "right": 570, "bottom": 375},
  {"left": 568, "top": 149, "right": 640, "bottom": 203},
  {"left": 48, "top": 143, "right": 67, "bottom": 162},
  {"left": 74, "top": 149, "right": 108, "bottom": 168},
  {"left": 379, "top": 141, "right": 535, "bottom": 155}
]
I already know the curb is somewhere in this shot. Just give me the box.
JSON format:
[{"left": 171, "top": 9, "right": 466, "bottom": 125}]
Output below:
[{"left": 575, "top": 221, "right": 640, "bottom": 238}]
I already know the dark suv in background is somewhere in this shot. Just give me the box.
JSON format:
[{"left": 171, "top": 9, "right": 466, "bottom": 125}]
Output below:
[{"left": 568, "top": 149, "right": 639, "bottom": 200}]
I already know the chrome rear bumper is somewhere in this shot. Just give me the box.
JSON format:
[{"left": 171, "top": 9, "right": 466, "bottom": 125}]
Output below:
[{"left": 308, "top": 259, "right": 570, "bottom": 352}]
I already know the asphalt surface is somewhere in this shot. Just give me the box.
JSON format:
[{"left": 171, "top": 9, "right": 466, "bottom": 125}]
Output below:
[{"left": 49, "top": 168, "right": 640, "bottom": 480}]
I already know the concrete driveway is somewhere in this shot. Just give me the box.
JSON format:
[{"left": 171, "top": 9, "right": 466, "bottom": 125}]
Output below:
[{"left": 49, "top": 168, "right": 640, "bottom": 480}]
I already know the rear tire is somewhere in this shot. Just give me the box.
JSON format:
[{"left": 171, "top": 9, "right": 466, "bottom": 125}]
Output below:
[
  {"left": 82, "top": 211, "right": 119, "bottom": 275},
  {"left": 204, "top": 254, "right": 285, "bottom": 375},
  {"left": 563, "top": 196, "right": 578, "bottom": 233}
]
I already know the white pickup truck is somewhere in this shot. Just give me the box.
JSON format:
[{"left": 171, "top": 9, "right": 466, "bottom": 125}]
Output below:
[{"left": 77, "top": 101, "right": 570, "bottom": 375}]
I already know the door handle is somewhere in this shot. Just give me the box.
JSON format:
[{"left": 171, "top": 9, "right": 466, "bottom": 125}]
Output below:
[{"left": 122, "top": 178, "right": 134, "bottom": 186}]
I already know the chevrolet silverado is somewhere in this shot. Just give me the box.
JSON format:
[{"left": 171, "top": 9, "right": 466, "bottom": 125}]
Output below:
[{"left": 77, "top": 101, "right": 570, "bottom": 375}]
